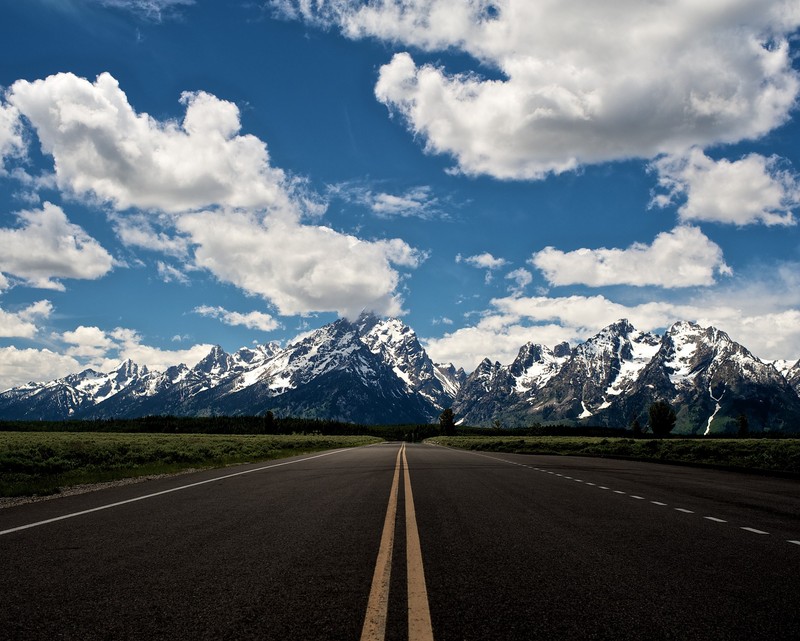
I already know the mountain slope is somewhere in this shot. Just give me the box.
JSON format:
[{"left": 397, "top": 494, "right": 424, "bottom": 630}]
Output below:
[
  {"left": 356, "top": 313, "right": 459, "bottom": 415},
  {"left": 616, "top": 322, "right": 800, "bottom": 434}
]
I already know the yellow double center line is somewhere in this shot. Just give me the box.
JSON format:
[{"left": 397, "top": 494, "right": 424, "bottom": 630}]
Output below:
[{"left": 360, "top": 443, "right": 434, "bottom": 641}]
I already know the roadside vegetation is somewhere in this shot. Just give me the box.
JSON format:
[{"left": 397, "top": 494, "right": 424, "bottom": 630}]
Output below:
[
  {"left": 426, "top": 435, "right": 800, "bottom": 475},
  {"left": 0, "top": 415, "right": 439, "bottom": 441},
  {"left": 3, "top": 410, "right": 798, "bottom": 499},
  {"left": 0, "top": 432, "right": 381, "bottom": 498}
]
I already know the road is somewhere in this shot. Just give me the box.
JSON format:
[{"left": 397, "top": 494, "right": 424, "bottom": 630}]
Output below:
[{"left": 1, "top": 442, "right": 799, "bottom": 640}]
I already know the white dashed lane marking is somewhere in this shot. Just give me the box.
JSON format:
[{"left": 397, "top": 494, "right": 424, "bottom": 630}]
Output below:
[
  {"left": 741, "top": 527, "right": 769, "bottom": 535},
  {"left": 460, "top": 449, "right": 797, "bottom": 548}
]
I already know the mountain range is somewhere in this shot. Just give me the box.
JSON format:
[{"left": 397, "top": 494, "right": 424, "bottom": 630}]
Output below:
[{"left": 2, "top": 314, "right": 800, "bottom": 434}]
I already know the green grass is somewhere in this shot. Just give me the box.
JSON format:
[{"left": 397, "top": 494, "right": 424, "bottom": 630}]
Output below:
[
  {"left": 427, "top": 435, "right": 800, "bottom": 475},
  {"left": 0, "top": 432, "right": 382, "bottom": 497}
]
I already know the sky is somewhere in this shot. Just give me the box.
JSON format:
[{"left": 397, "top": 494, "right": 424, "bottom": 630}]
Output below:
[{"left": 1, "top": 0, "right": 800, "bottom": 390}]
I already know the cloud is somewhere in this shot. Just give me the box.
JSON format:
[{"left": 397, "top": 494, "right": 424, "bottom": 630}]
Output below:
[
  {"left": 456, "top": 251, "right": 509, "bottom": 284},
  {"left": 505, "top": 267, "right": 532, "bottom": 294},
  {"left": 651, "top": 148, "right": 800, "bottom": 226},
  {"left": 113, "top": 214, "right": 190, "bottom": 257},
  {"left": 0, "top": 347, "right": 80, "bottom": 392},
  {"left": 177, "top": 210, "right": 425, "bottom": 318},
  {"left": 458, "top": 252, "right": 508, "bottom": 271},
  {"left": 8, "top": 73, "right": 298, "bottom": 214},
  {"left": 531, "top": 226, "right": 731, "bottom": 289},
  {"left": 104, "top": 339, "right": 213, "bottom": 373},
  {"left": 56, "top": 324, "right": 213, "bottom": 373},
  {"left": 0, "top": 203, "right": 114, "bottom": 290},
  {"left": 0, "top": 102, "right": 25, "bottom": 173},
  {"left": 330, "top": 182, "right": 443, "bottom": 219},
  {"left": 280, "top": 1, "right": 800, "bottom": 179},
  {"left": 425, "top": 288, "right": 800, "bottom": 371},
  {"left": 157, "top": 261, "right": 190, "bottom": 285},
  {"left": 424, "top": 317, "right": 579, "bottom": 372},
  {"left": 62, "top": 325, "right": 117, "bottom": 360},
  {"left": 8, "top": 72, "right": 424, "bottom": 318},
  {"left": 0, "top": 300, "right": 53, "bottom": 338},
  {"left": 194, "top": 305, "right": 280, "bottom": 332},
  {"left": 93, "top": 0, "right": 195, "bottom": 21},
  {"left": 370, "top": 187, "right": 438, "bottom": 218}
]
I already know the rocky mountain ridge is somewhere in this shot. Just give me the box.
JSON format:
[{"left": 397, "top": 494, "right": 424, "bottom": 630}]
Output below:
[{"left": 1, "top": 314, "right": 799, "bottom": 433}]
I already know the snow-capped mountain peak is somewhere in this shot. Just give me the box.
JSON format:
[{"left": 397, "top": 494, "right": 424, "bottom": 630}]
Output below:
[
  {"left": 356, "top": 313, "right": 458, "bottom": 411},
  {"left": 1, "top": 315, "right": 799, "bottom": 432}
]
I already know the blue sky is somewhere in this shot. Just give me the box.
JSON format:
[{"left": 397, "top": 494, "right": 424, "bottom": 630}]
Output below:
[{"left": 1, "top": 0, "right": 800, "bottom": 389}]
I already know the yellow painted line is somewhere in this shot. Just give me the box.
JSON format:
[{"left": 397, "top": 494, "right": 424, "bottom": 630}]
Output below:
[
  {"left": 403, "top": 444, "right": 435, "bottom": 641},
  {"left": 360, "top": 443, "right": 403, "bottom": 641}
]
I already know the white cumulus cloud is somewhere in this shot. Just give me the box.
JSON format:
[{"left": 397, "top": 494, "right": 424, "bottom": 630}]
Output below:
[
  {"left": 62, "top": 325, "right": 118, "bottom": 360},
  {"left": 457, "top": 251, "right": 509, "bottom": 284},
  {"left": 279, "top": 0, "right": 800, "bottom": 179},
  {"left": 113, "top": 214, "right": 190, "bottom": 257},
  {"left": 56, "top": 325, "right": 214, "bottom": 373},
  {"left": 425, "top": 289, "right": 800, "bottom": 371},
  {"left": 177, "top": 210, "right": 426, "bottom": 318},
  {"left": 7, "top": 72, "right": 425, "bottom": 318},
  {"left": 0, "top": 202, "right": 114, "bottom": 290},
  {"left": 0, "top": 347, "right": 81, "bottom": 392},
  {"left": 0, "top": 300, "right": 53, "bottom": 338},
  {"left": 505, "top": 268, "right": 532, "bottom": 295},
  {"left": 531, "top": 226, "right": 731, "bottom": 289},
  {"left": 194, "top": 305, "right": 280, "bottom": 332},
  {"left": 9, "top": 73, "right": 298, "bottom": 214},
  {"left": 0, "top": 101, "right": 25, "bottom": 173},
  {"left": 651, "top": 148, "right": 800, "bottom": 226}
]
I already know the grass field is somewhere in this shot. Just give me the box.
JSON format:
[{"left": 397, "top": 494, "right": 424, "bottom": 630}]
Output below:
[
  {"left": 427, "top": 435, "right": 800, "bottom": 475},
  {"left": 0, "top": 432, "right": 382, "bottom": 497}
]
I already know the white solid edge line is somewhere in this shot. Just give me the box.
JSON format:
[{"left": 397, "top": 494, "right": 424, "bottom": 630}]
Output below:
[{"left": 1, "top": 448, "right": 352, "bottom": 536}]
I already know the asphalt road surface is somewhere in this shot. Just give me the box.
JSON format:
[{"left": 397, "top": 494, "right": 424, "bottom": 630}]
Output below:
[{"left": 1, "top": 442, "right": 799, "bottom": 640}]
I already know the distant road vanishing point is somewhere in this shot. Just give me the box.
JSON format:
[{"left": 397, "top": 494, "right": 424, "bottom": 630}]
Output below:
[{"left": 2, "top": 442, "right": 799, "bottom": 640}]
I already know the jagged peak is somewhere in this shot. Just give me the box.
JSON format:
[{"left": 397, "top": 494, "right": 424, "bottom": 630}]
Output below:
[
  {"left": 195, "top": 344, "right": 231, "bottom": 367},
  {"left": 604, "top": 318, "right": 636, "bottom": 335},
  {"left": 113, "top": 358, "right": 140, "bottom": 376},
  {"left": 354, "top": 310, "right": 382, "bottom": 333},
  {"left": 509, "top": 342, "right": 555, "bottom": 375},
  {"left": 473, "top": 358, "right": 502, "bottom": 374}
]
